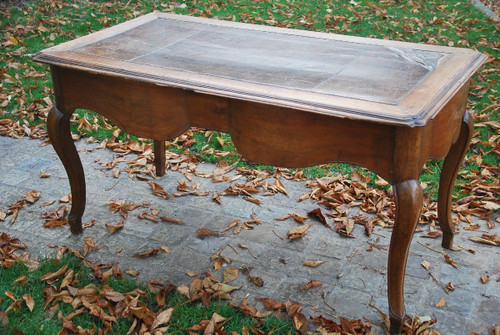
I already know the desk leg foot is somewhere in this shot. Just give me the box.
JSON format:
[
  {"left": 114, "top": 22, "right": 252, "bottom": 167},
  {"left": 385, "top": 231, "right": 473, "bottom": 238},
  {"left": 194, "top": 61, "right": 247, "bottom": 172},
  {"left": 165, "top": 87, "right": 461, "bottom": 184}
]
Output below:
[
  {"left": 154, "top": 140, "right": 166, "bottom": 177},
  {"left": 388, "top": 180, "right": 423, "bottom": 335},
  {"left": 438, "top": 112, "right": 473, "bottom": 249},
  {"left": 47, "top": 106, "right": 85, "bottom": 235}
]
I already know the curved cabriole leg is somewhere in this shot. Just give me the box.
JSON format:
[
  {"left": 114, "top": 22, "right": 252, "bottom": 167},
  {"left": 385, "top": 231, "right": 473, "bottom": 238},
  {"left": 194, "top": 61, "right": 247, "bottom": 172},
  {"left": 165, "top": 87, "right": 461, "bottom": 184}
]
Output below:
[
  {"left": 154, "top": 140, "right": 166, "bottom": 177},
  {"left": 47, "top": 106, "right": 85, "bottom": 234},
  {"left": 438, "top": 111, "right": 474, "bottom": 249},
  {"left": 388, "top": 180, "right": 423, "bottom": 335}
]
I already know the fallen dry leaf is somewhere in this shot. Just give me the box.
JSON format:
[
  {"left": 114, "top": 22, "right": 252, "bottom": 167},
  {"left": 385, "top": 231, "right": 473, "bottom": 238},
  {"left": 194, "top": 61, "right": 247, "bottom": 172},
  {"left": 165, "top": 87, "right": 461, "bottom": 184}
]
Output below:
[
  {"left": 160, "top": 215, "right": 184, "bottom": 225},
  {"left": 105, "top": 221, "right": 124, "bottom": 234},
  {"left": 223, "top": 267, "right": 239, "bottom": 284},
  {"left": 435, "top": 296, "right": 446, "bottom": 307},
  {"left": 148, "top": 182, "right": 170, "bottom": 199},
  {"left": 83, "top": 237, "right": 102, "bottom": 257},
  {"left": 22, "top": 293, "right": 34, "bottom": 312},
  {"left": 302, "top": 260, "right": 325, "bottom": 268},
  {"left": 298, "top": 280, "right": 322, "bottom": 291},
  {"left": 308, "top": 208, "right": 331, "bottom": 228},
  {"left": 196, "top": 228, "right": 220, "bottom": 236},
  {"left": 287, "top": 223, "right": 313, "bottom": 240},
  {"left": 132, "top": 246, "right": 170, "bottom": 258}
]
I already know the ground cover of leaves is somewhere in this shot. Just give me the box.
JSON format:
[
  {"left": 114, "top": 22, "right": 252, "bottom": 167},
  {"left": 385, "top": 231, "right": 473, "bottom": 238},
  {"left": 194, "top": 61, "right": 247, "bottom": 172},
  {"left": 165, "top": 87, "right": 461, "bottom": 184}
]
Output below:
[
  {"left": 0, "top": 0, "right": 499, "bottom": 334},
  {"left": 0, "top": 232, "right": 455, "bottom": 334}
]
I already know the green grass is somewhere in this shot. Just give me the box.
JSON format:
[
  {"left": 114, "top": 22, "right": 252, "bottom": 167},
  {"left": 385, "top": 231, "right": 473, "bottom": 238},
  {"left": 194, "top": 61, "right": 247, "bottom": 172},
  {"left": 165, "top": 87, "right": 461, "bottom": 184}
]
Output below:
[
  {"left": 1, "top": 0, "right": 498, "bottom": 201},
  {"left": 0, "top": 253, "right": 294, "bottom": 334}
]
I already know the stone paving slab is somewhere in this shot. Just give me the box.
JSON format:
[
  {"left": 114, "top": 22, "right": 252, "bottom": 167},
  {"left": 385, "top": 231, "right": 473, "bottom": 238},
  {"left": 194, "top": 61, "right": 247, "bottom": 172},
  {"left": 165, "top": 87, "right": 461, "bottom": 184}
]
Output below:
[{"left": 0, "top": 135, "right": 499, "bottom": 334}]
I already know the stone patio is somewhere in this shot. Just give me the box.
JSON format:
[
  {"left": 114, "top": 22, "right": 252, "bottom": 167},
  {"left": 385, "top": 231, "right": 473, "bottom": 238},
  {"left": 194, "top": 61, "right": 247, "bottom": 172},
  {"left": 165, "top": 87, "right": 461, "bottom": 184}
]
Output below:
[{"left": 0, "top": 135, "right": 498, "bottom": 334}]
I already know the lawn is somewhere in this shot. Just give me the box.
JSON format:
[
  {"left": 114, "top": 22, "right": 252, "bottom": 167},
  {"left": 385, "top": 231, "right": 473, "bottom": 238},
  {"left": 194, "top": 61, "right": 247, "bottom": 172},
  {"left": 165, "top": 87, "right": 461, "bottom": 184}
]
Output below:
[{"left": 0, "top": 0, "right": 499, "bottom": 333}]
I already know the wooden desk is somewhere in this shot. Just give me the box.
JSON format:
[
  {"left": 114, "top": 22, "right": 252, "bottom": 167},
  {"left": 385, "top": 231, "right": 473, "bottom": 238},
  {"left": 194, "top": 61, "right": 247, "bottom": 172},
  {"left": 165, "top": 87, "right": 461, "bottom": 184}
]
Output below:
[{"left": 33, "top": 13, "right": 486, "bottom": 334}]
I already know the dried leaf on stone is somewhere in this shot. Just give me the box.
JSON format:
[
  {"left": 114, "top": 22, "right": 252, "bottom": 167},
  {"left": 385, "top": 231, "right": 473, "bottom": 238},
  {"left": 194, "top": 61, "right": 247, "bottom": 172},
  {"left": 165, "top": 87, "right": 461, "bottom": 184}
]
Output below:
[
  {"left": 83, "top": 237, "right": 102, "bottom": 257},
  {"left": 132, "top": 246, "right": 170, "bottom": 258},
  {"left": 444, "top": 254, "right": 459, "bottom": 268},
  {"left": 244, "top": 196, "right": 262, "bottom": 205},
  {"left": 148, "top": 182, "right": 170, "bottom": 199},
  {"left": 335, "top": 218, "right": 355, "bottom": 238},
  {"left": 40, "top": 170, "right": 51, "bottom": 178},
  {"left": 420, "top": 231, "right": 443, "bottom": 239},
  {"left": 470, "top": 233, "right": 500, "bottom": 246},
  {"left": 287, "top": 223, "right": 313, "bottom": 240},
  {"left": 223, "top": 267, "right": 239, "bottom": 284},
  {"left": 256, "top": 297, "right": 284, "bottom": 310},
  {"left": 302, "top": 260, "right": 325, "bottom": 268},
  {"left": 24, "top": 190, "right": 41, "bottom": 204},
  {"left": 107, "top": 200, "right": 142, "bottom": 219},
  {"left": 105, "top": 221, "right": 124, "bottom": 233},
  {"left": 138, "top": 211, "right": 159, "bottom": 223},
  {"left": 308, "top": 208, "right": 331, "bottom": 228},
  {"left": 160, "top": 215, "right": 184, "bottom": 225},
  {"left": 196, "top": 228, "right": 220, "bottom": 236},
  {"left": 435, "top": 296, "right": 446, "bottom": 307},
  {"left": 298, "top": 280, "right": 322, "bottom": 291},
  {"left": 59, "top": 194, "right": 71, "bottom": 203}
]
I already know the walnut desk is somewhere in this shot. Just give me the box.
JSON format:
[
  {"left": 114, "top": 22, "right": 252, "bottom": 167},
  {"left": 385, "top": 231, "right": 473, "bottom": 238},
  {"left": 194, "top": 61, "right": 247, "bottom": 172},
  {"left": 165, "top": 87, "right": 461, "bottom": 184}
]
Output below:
[{"left": 33, "top": 13, "right": 486, "bottom": 334}]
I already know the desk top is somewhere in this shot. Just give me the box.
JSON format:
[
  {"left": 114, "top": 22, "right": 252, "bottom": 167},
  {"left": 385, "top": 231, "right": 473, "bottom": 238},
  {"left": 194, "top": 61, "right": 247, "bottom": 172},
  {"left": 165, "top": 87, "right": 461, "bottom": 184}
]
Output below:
[{"left": 34, "top": 13, "right": 486, "bottom": 126}]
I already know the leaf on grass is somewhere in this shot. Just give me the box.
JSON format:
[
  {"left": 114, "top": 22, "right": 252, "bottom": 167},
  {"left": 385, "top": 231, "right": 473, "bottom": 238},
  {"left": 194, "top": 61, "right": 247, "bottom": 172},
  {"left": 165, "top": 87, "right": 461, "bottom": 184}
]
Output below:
[
  {"left": 148, "top": 182, "right": 170, "bottom": 199},
  {"left": 12, "top": 275, "right": 28, "bottom": 286},
  {"left": 105, "top": 221, "right": 124, "bottom": 233},
  {"left": 287, "top": 223, "right": 313, "bottom": 240},
  {"left": 41, "top": 264, "right": 68, "bottom": 281},
  {"left": 302, "top": 260, "right": 325, "bottom": 268},
  {"left": 125, "top": 269, "right": 139, "bottom": 277},
  {"left": 22, "top": 293, "right": 34, "bottom": 312},
  {"left": 160, "top": 215, "right": 184, "bottom": 225},
  {"left": 298, "top": 280, "right": 322, "bottom": 291},
  {"left": 308, "top": 208, "right": 331, "bottom": 228},
  {"left": 151, "top": 307, "right": 174, "bottom": 329},
  {"left": 177, "top": 285, "right": 190, "bottom": 299},
  {"left": 103, "top": 290, "right": 126, "bottom": 302}
]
